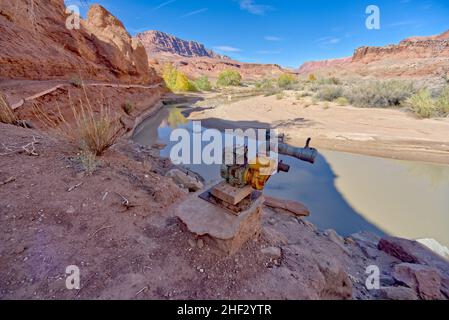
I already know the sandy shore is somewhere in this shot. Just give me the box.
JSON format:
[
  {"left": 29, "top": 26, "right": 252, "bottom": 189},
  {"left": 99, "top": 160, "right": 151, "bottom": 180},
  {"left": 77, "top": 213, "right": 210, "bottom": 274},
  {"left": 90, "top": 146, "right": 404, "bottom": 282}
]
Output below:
[{"left": 188, "top": 91, "right": 449, "bottom": 165}]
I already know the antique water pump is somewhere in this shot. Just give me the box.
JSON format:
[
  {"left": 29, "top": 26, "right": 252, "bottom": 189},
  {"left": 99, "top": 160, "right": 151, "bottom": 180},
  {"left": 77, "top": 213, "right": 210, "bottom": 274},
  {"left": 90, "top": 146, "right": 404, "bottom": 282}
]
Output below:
[{"left": 199, "top": 133, "right": 318, "bottom": 214}]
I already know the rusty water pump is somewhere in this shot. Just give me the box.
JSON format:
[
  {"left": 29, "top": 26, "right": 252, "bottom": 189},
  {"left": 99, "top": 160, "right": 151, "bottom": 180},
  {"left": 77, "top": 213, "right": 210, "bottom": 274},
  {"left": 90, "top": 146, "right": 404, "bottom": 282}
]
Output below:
[{"left": 200, "top": 135, "right": 318, "bottom": 214}]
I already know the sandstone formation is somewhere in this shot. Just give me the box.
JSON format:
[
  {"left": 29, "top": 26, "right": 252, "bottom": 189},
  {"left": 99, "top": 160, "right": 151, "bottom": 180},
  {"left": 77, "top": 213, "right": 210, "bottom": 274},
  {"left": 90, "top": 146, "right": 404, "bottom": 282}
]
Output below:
[
  {"left": 165, "top": 168, "right": 204, "bottom": 192},
  {"left": 136, "top": 30, "right": 228, "bottom": 60},
  {"left": 175, "top": 192, "right": 263, "bottom": 255},
  {"left": 263, "top": 195, "right": 310, "bottom": 217},
  {"left": 297, "top": 57, "right": 352, "bottom": 75},
  {"left": 392, "top": 263, "right": 443, "bottom": 300},
  {"left": 297, "top": 29, "right": 449, "bottom": 78},
  {"left": 136, "top": 30, "right": 288, "bottom": 80},
  {"left": 0, "top": 0, "right": 154, "bottom": 84},
  {"left": 379, "top": 236, "right": 449, "bottom": 299}
]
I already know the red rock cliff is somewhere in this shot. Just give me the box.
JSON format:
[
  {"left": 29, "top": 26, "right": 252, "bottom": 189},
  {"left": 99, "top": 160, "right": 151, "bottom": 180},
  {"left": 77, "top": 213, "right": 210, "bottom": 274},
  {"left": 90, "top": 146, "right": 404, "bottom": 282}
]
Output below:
[{"left": 0, "top": 0, "right": 154, "bottom": 84}]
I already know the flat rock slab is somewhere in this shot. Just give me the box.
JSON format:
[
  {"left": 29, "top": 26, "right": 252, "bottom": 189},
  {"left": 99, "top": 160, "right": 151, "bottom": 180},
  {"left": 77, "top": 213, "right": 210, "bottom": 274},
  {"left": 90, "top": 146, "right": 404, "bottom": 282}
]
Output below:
[
  {"left": 264, "top": 196, "right": 310, "bottom": 217},
  {"left": 175, "top": 192, "right": 264, "bottom": 255}
]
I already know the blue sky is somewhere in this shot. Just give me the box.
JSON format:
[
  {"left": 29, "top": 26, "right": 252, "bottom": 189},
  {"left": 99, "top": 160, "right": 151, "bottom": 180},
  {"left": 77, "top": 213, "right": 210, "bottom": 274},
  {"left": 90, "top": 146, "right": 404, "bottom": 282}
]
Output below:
[{"left": 66, "top": 0, "right": 449, "bottom": 68}]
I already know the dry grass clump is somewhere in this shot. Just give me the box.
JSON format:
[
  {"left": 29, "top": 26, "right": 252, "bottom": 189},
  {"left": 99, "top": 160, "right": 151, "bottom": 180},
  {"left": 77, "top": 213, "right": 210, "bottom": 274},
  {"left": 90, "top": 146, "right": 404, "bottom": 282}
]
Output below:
[
  {"left": 0, "top": 93, "right": 17, "bottom": 124},
  {"left": 35, "top": 89, "right": 120, "bottom": 156}
]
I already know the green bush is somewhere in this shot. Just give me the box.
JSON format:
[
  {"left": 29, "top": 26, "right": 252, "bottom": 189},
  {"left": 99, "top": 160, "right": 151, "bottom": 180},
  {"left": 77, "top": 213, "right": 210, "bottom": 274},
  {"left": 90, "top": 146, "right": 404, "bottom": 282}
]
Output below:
[
  {"left": 194, "top": 76, "right": 212, "bottom": 91},
  {"left": 277, "top": 74, "right": 297, "bottom": 88},
  {"left": 256, "top": 78, "right": 275, "bottom": 91},
  {"left": 436, "top": 86, "right": 449, "bottom": 116},
  {"left": 335, "top": 96, "right": 349, "bottom": 106},
  {"left": 318, "top": 77, "right": 341, "bottom": 85},
  {"left": 345, "top": 80, "right": 415, "bottom": 108},
  {"left": 217, "top": 70, "right": 242, "bottom": 87},
  {"left": 316, "top": 85, "right": 344, "bottom": 102},
  {"left": 404, "top": 89, "right": 436, "bottom": 118}
]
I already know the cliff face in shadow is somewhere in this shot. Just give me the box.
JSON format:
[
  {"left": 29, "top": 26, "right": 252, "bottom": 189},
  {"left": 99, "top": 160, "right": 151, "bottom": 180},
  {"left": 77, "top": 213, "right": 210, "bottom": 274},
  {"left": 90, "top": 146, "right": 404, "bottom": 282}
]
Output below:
[{"left": 0, "top": 0, "right": 156, "bottom": 84}]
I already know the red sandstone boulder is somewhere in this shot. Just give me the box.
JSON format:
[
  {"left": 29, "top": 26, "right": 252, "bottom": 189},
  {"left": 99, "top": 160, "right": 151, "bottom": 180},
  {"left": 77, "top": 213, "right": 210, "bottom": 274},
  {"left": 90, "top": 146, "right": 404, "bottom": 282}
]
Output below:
[
  {"left": 378, "top": 236, "right": 449, "bottom": 278},
  {"left": 264, "top": 196, "right": 310, "bottom": 217},
  {"left": 392, "top": 263, "right": 443, "bottom": 300}
]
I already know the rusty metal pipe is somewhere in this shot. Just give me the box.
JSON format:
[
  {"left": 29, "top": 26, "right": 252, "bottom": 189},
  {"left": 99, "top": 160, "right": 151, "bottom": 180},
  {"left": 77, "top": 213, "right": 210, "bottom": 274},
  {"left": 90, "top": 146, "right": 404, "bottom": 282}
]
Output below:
[{"left": 278, "top": 142, "right": 317, "bottom": 164}]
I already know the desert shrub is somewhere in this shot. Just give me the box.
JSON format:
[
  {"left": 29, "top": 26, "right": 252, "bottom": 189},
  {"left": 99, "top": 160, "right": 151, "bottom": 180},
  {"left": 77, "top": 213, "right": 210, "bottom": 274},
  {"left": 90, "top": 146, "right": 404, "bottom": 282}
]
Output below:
[
  {"left": 345, "top": 80, "right": 415, "bottom": 108},
  {"left": 318, "top": 77, "right": 341, "bottom": 85},
  {"left": 78, "top": 150, "right": 99, "bottom": 175},
  {"left": 217, "top": 70, "right": 242, "bottom": 87},
  {"left": 335, "top": 96, "right": 349, "bottom": 106},
  {"left": 121, "top": 100, "right": 134, "bottom": 115},
  {"left": 256, "top": 78, "right": 275, "bottom": 90},
  {"left": 277, "top": 73, "right": 297, "bottom": 88},
  {"left": 404, "top": 89, "right": 436, "bottom": 118},
  {"left": 436, "top": 86, "right": 449, "bottom": 116},
  {"left": 162, "top": 63, "right": 196, "bottom": 92},
  {"left": 0, "top": 93, "right": 16, "bottom": 124},
  {"left": 276, "top": 92, "right": 285, "bottom": 100},
  {"left": 316, "top": 85, "right": 344, "bottom": 101},
  {"left": 194, "top": 76, "right": 212, "bottom": 91},
  {"left": 69, "top": 77, "right": 82, "bottom": 88},
  {"left": 308, "top": 74, "right": 317, "bottom": 82}
]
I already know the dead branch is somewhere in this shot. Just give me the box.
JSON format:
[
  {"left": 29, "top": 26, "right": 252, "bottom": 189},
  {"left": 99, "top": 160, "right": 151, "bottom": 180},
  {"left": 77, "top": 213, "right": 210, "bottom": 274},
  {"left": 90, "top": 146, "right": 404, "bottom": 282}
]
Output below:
[
  {"left": 0, "top": 136, "right": 40, "bottom": 156},
  {"left": 114, "top": 192, "right": 138, "bottom": 210},
  {"left": 0, "top": 176, "right": 16, "bottom": 186},
  {"left": 89, "top": 225, "right": 113, "bottom": 239},
  {"left": 135, "top": 286, "right": 148, "bottom": 297},
  {"left": 67, "top": 182, "right": 83, "bottom": 192}
]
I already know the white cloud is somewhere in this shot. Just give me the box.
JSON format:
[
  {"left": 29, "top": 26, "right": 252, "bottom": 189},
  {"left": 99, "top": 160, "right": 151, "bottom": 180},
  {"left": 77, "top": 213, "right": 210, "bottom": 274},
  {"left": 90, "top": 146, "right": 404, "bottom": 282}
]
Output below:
[
  {"left": 239, "top": 0, "right": 273, "bottom": 15},
  {"left": 181, "top": 8, "right": 208, "bottom": 18},
  {"left": 264, "top": 36, "right": 282, "bottom": 41},
  {"left": 257, "top": 49, "right": 281, "bottom": 55},
  {"left": 387, "top": 20, "right": 416, "bottom": 28},
  {"left": 152, "top": 0, "right": 176, "bottom": 12},
  {"left": 315, "top": 36, "right": 341, "bottom": 46},
  {"left": 214, "top": 46, "right": 242, "bottom": 52}
]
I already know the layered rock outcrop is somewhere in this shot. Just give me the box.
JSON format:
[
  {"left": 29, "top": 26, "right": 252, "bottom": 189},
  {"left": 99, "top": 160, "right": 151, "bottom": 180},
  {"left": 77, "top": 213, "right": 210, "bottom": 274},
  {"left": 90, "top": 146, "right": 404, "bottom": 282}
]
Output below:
[
  {"left": 297, "top": 57, "right": 352, "bottom": 74},
  {"left": 297, "top": 29, "right": 449, "bottom": 78},
  {"left": 136, "top": 30, "right": 227, "bottom": 60},
  {"left": 353, "top": 31, "right": 449, "bottom": 63},
  {"left": 136, "top": 30, "right": 288, "bottom": 80},
  {"left": 0, "top": 0, "right": 153, "bottom": 84}
]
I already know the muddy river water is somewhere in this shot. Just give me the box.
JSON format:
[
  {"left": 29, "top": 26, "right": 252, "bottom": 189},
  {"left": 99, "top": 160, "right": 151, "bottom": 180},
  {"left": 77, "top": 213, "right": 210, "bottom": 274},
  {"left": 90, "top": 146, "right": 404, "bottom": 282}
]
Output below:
[{"left": 133, "top": 105, "right": 449, "bottom": 246}]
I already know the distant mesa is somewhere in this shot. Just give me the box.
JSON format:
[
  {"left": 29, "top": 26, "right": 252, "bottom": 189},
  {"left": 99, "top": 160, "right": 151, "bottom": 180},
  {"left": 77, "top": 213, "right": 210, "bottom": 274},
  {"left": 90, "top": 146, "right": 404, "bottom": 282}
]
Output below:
[
  {"left": 135, "top": 30, "right": 289, "bottom": 80},
  {"left": 297, "top": 29, "right": 449, "bottom": 79},
  {"left": 297, "top": 57, "right": 352, "bottom": 75},
  {"left": 136, "top": 30, "right": 230, "bottom": 60}
]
